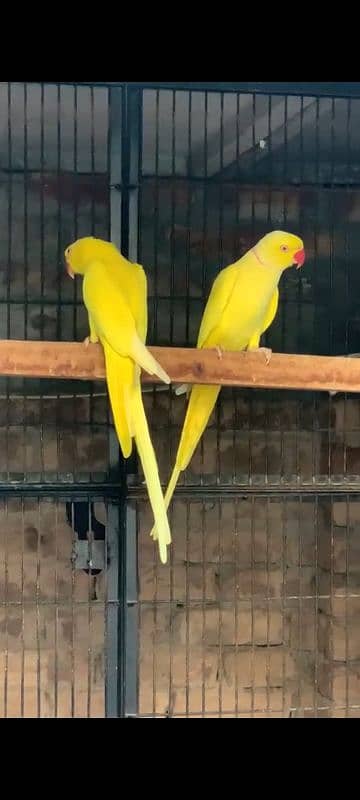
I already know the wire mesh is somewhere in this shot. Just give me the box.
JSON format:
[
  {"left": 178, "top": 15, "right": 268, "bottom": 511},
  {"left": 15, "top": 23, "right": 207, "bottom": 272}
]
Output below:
[
  {"left": 0, "top": 82, "right": 114, "bottom": 485},
  {"left": 136, "top": 86, "right": 360, "bottom": 717},
  {"left": 1, "top": 82, "right": 360, "bottom": 717},
  {"left": 0, "top": 81, "right": 125, "bottom": 718},
  {"left": 137, "top": 493, "right": 360, "bottom": 718},
  {"left": 0, "top": 494, "right": 119, "bottom": 718},
  {"left": 139, "top": 89, "right": 360, "bottom": 491}
]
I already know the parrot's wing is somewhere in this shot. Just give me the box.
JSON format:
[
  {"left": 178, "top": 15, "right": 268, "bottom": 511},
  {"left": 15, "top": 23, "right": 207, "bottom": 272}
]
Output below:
[
  {"left": 197, "top": 264, "right": 240, "bottom": 348},
  {"left": 125, "top": 261, "right": 148, "bottom": 344},
  {"left": 93, "top": 254, "right": 148, "bottom": 343},
  {"left": 260, "top": 288, "right": 279, "bottom": 335},
  {"left": 84, "top": 260, "right": 170, "bottom": 384}
]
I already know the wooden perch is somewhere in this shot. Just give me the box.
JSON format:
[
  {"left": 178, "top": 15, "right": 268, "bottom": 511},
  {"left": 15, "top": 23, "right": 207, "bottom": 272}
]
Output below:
[{"left": 0, "top": 340, "right": 360, "bottom": 394}]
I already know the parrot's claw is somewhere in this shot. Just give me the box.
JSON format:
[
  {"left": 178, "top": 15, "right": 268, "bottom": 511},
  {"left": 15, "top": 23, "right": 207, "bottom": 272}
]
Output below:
[
  {"left": 260, "top": 347, "right": 272, "bottom": 365},
  {"left": 248, "top": 346, "right": 272, "bottom": 365},
  {"left": 83, "top": 335, "right": 98, "bottom": 348},
  {"left": 215, "top": 346, "right": 223, "bottom": 361}
]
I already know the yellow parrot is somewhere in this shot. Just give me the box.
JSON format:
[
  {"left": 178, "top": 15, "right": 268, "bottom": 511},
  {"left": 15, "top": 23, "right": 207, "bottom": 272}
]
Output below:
[
  {"left": 150, "top": 230, "right": 305, "bottom": 544},
  {"left": 64, "top": 236, "right": 172, "bottom": 564}
]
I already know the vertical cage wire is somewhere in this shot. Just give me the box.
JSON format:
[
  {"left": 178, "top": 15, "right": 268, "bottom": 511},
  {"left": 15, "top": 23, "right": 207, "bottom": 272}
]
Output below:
[
  {"left": 0, "top": 82, "right": 115, "bottom": 486},
  {"left": 0, "top": 494, "right": 113, "bottom": 717},
  {"left": 1, "top": 83, "right": 360, "bottom": 717},
  {"left": 136, "top": 492, "right": 360, "bottom": 716},
  {"left": 135, "top": 84, "right": 360, "bottom": 717},
  {"left": 0, "top": 81, "right": 123, "bottom": 717}
]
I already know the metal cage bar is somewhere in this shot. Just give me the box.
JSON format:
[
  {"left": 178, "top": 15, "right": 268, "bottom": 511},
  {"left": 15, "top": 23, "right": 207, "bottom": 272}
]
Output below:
[
  {"left": 1, "top": 82, "right": 360, "bottom": 717},
  {"left": 109, "top": 85, "right": 142, "bottom": 717}
]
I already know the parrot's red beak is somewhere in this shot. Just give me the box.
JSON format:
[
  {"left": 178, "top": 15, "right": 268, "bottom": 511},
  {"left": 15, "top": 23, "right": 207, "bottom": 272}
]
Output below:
[
  {"left": 65, "top": 260, "right": 75, "bottom": 280},
  {"left": 294, "top": 248, "right": 305, "bottom": 269}
]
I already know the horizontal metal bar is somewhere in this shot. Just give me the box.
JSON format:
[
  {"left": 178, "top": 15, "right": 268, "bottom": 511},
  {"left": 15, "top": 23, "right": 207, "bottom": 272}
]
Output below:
[
  {"left": 132, "top": 82, "right": 360, "bottom": 97},
  {"left": 0, "top": 482, "right": 122, "bottom": 497},
  {"left": 127, "top": 484, "right": 360, "bottom": 499},
  {"left": 0, "top": 480, "right": 359, "bottom": 499},
  {"left": 33, "top": 82, "right": 360, "bottom": 98},
  {"left": 141, "top": 174, "right": 360, "bottom": 191},
  {"left": 2, "top": 340, "right": 360, "bottom": 394},
  {"left": 32, "top": 82, "right": 127, "bottom": 88},
  {"left": 5, "top": 170, "right": 360, "bottom": 192},
  {"left": 2, "top": 175, "right": 358, "bottom": 194},
  {"left": 0, "top": 168, "right": 109, "bottom": 177},
  {"left": 0, "top": 297, "right": 338, "bottom": 309},
  {"left": 123, "top": 595, "right": 360, "bottom": 605}
]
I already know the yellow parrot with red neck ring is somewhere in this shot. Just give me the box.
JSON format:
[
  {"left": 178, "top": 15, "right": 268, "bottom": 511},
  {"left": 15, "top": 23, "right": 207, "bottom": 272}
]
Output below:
[{"left": 150, "top": 230, "right": 305, "bottom": 547}]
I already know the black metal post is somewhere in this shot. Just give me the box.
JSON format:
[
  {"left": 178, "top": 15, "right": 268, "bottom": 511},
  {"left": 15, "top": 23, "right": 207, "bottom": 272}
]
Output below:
[{"left": 105, "top": 85, "right": 141, "bottom": 718}]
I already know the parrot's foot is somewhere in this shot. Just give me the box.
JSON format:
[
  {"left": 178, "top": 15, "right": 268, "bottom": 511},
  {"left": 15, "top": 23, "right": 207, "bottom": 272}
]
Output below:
[
  {"left": 248, "top": 346, "right": 272, "bottom": 365},
  {"left": 174, "top": 383, "right": 189, "bottom": 397},
  {"left": 215, "top": 346, "right": 223, "bottom": 360},
  {"left": 83, "top": 335, "right": 98, "bottom": 348}
]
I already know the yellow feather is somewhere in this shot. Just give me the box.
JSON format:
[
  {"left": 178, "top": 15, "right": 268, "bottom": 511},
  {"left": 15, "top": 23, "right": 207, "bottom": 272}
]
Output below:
[
  {"left": 150, "top": 230, "right": 304, "bottom": 542},
  {"left": 151, "top": 385, "right": 220, "bottom": 543},
  {"left": 65, "top": 237, "right": 172, "bottom": 564},
  {"left": 131, "top": 375, "right": 171, "bottom": 562},
  {"left": 175, "top": 385, "right": 221, "bottom": 472},
  {"left": 102, "top": 341, "right": 133, "bottom": 458}
]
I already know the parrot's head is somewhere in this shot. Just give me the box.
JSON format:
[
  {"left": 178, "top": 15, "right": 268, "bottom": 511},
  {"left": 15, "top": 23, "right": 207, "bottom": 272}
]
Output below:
[
  {"left": 253, "top": 231, "right": 305, "bottom": 272},
  {"left": 64, "top": 237, "right": 121, "bottom": 278}
]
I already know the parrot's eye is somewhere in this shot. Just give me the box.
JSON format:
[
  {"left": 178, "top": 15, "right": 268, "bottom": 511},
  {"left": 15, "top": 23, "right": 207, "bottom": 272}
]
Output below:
[{"left": 280, "top": 245, "right": 289, "bottom": 252}]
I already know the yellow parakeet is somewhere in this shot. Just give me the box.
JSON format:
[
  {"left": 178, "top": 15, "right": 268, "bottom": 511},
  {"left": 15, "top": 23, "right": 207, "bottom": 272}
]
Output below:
[
  {"left": 65, "top": 236, "right": 172, "bottom": 564},
  {"left": 150, "top": 230, "right": 305, "bottom": 544}
]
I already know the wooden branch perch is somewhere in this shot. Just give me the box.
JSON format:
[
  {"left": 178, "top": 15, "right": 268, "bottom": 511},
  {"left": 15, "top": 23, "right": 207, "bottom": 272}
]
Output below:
[{"left": 0, "top": 340, "right": 360, "bottom": 394}]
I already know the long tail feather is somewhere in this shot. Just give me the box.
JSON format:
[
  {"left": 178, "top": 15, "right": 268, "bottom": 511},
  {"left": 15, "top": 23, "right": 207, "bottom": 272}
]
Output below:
[
  {"left": 150, "top": 465, "right": 180, "bottom": 540},
  {"left": 104, "top": 340, "right": 171, "bottom": 563},
  {"left": 132, "top": 336, "right": 171, "bottom": 385},
  {"left": 103, "top": 340, "right": 133, "bottom": 458},
  {"left": 151, "top": 384, "right": 221, "bottom": 541},
  {"left": 131, "top": 378, "right": 171, "bottom": 563}
]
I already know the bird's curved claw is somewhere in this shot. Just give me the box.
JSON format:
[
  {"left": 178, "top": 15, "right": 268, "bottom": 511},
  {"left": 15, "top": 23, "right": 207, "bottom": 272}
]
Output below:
[
  {"left": 248, "top": 346, "right": 272, "bottom": 365},
  {"left": 258, "top": 347, "right": 272, "bottom": 365},
  {"left": 83, "top": 335, "right": 98, "bottom": 348}
]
